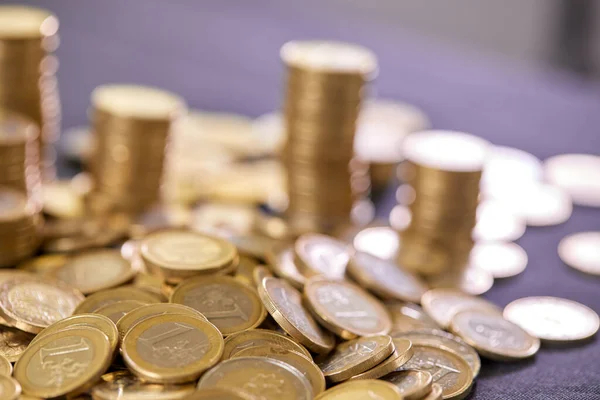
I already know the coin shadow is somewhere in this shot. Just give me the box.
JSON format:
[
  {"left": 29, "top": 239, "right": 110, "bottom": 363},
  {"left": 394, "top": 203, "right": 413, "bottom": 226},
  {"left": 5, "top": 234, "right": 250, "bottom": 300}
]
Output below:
[{"left": 477, "top": 357, "right": 535, "bottom": 379}]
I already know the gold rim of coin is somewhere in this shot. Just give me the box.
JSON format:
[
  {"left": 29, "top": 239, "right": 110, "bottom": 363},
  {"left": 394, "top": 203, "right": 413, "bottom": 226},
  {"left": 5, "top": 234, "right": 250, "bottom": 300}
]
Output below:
[
  {"left": 347, "top": 338, "right": 413, "bottom": 381},
  {"left": 14, "top": 327, "right": 112, "bottom": 398},
  {"left": 381, "top": 370, "right": 433, "bottom": 400},
  {"left": 317, "top": 335, "right": 395, "bottom": 383},
  {"left": 17, "top": 254, "right": 69, "bottom": 275},
  {"left": 304, "top": 278, "right": 392, "bottom": 339},
  {"left": 74, "top": 286, "right": 162, "bottom": 314},
  {"left": 91, "top": 370, "right": 197, "bottom": 400},
  {"left": 0, "top": 375, "right": 21, "bottom": 400},
  {"left": 122, "top": 314, "right": 223, "bottom": 383},
  {"left": 52, "top": 249, "right": 135, "bottom": 294},
  {"left": 315, "top": 379, "right": 403, "bottom": 400},
  {"left": 170, "top": 275, "right": 267, "bottom": 336},
  {"left": 420, "top": 288, "right": 501, "bottom": 328},
  {"left": 0, "top": 353, "right": 12, "bottom": 376},
  {"left": 265, "top": 244, "right": 306, "bottom": 289},
  {"left": 0, "top": 325, "right": 34, "bottom": 362},
  {"left": 294, "top": 234, "right": 349, "bottom": 280},
  {"left": 222, "top": 329, "right": 312, "bottom": 360},
  {"left": 94, "top": 299, "right": 149, "bottom": 323},
  {"left": 258, "top": 277, "right": 335, "bottom": 354}
]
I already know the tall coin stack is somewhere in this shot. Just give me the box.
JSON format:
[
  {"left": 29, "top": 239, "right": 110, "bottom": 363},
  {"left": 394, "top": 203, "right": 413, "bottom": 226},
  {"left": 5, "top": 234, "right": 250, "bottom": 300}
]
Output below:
[
  {"left": 89, "top": 84, "right": 186, "bottom": 215},
  {"left": 0, "top": 5, "right": 61, "bottom": 179},
  {"left": 280, "top": 41, "right": 377, "bottom": 234},
  {"left": 398, "top": 131, "right": 490, "bottom": 276}
]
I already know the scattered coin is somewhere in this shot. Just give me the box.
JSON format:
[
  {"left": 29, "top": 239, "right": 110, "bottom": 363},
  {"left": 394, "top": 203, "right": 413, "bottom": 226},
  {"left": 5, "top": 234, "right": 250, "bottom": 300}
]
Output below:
[
  {"left": 228, "top": 234, "right": 278, "bottom": 261},
  {"left": 558, "top": 232, "right": 600, "bottom": 275},
  {"left": 17, "top": 254, "right": 69, "bottom": 275},
  {"left": 0, "top": 354, "right": 12, "bottom": 376},
  {"left": 385, "top": 301, "right": 440, "bottom": 334},
  {"left": 0, "top": 325, "right": 34, "bottom": 362},
  {"left": 482, "top": 146, "right": 543, "bottom": 198},
  {"left": 470, "top": 241, "right": 528, "bottom": 278},
  {"left": 544, "top": 153, "right": 600, "bottom": 207},
  {"left": 0, "top": 375, "right": 21, "bottom": 400},
  {"left": 74, "top": 286, "right": 162, "bottom": 314},
  {"left": 347, "top": 338, "right": 413, "bottom": 380},
  {"left": 170, "top": 275, "right": 267, "bottom": 336},
  {"left": 500, "top": 183, "right": 573, "bottom": 226},
  {"left": 94, "top": 299, "right": 148, "bottom": 323},
  {"left": 197, "top": 356, "right": 313, "bottom": 400},
  {"left": 473, "top": 200, "right": 526, "bottom": 242},
  {"left": 91, "top": 370, "right": 196, "bottom": 400},
  {"left": 185, "top": 387, "right": 254, "bottom": 399},
  {"left": 382, "top": 370, "right": 433, "bottom": 400},
  {"left": 315, "top": 379, "right": 402, "bottom": 400},
  {"left": 421, "top": 288, "right": 501, "bottom": 328},
  {"left": 294, "top": 234, "right": 349, "bottom": 280},
  {"left": 451, "top": 309, "right": 540, "bottom": 361},
  {"left": 122, "top": 314, "right": 223, "bottom": 383},
  {"left": 503, "top": 296, "right": 600, "bottom": 342},
  {"left": 266, "top": 245, "right": 307, "bottom": 289},
  {"left": 353, "top": 226, "right": 401, "bottom": 260},
  {"left": 317, "top": 335, "right": 395, "bottom": 383},
  {"left": 427, "top": 267, "right": 494, "bottom": 296}
]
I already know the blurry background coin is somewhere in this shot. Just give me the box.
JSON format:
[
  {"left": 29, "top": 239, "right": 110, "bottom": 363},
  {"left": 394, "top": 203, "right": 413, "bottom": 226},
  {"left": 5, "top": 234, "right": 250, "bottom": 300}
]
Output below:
[
  {"left": 421, "top": 288, "right": 501, "bottom": 328},
  {"left": 469, "top": 242, "right": 528, "bottom": 278},
  {"left": 381, "top": 370, "right": 433, "bottom": 400},
  {"left": 544, "top": 153, "right": 600, "bottom": 207},
  {"left": 315, "top": 379, "right": 402, "bottom": 400},
  {"left": 0, "top": 375, "right": 21, "bottom": 400},
  {"left": 558, "top": 231, "right": 600, "bottom": 275},
  {"left": 94, "top": 299, "right": 148, "bottom": 323},
  {"left": 222, "top": 329, "right": 311, "bottom": 360}
]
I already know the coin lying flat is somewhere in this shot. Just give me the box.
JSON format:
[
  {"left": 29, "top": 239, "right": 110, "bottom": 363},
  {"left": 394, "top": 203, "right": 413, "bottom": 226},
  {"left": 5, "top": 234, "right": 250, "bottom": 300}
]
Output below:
[
  {"left": 558, "top": 232, "right": 600, "bottom": 276},
  {"left": 0, "top": 325, "right": 34, "bottom": 362},
  {"left": 233, "top": 346, "right": 325, "bottom": 395},
  {"left": 347, "top": 339, "right": 413, "bottom": 380},
  {"left": 0, "top": 277, "right": 84, "bottom": 333},
  {"left": 317, "top": 335, "right": 395, "bottom": 383},
  {"left": 315, "top": 379, "right": 402, "bottom": 400},
  {"left": 74, "top": 286, "right": 162, "bottom": 314},
  {"left": 294, "top": 234, "right": 349, "bottom": 280},
  {"left": 347, "top": 251, "right": 428, "bottom": 303},
  {"left": 170, "top": 275, "right": 267, "bottom": 336},
  {"left": 0, "top": 375, "right": 21, "bottom": 400},
  {"left": 401, "top": 343, "right": 473, "bottom": 400},
  {"left": 503, "top": 296, "right": 600, "bottom": 342},
  {"left": 94, "top": 300, "right": 148, "bottom": 323},
  {"left": 258, "top": 277, "right": 335, "bottom": 354},
  {"left": 222, "top": 329, "right": 311, "bottom": 360},
  {"left": 451, "top": 309, "right": 540, "bottom": 361},
  {"left": 266, "top": 245, "right": 307, "bottom": 290},
  {"left": 14, "top": 327, "right": 112, "bottom": 398},
  {"left": 198, "top": 356, "right": 313, "bottom": 400},
  {"left": 53, "top": 249, "right": 135, "bottom": 294},
  {"left": 385, "top": 301, "right": 439, "bottom": 334},
  {"left": 0, "top": 354, "right": 11, "bottom": 376},
  {"left": 91, "top": 370, "right": 196, "bottom": 400},
  {"left": 421, "top": 289, "right": 501, "bottom": 329},
  {"left": 304, "top": 278, "right": 392, "bottom": 339},
  {"left": 382, "top": 370, "right": 433, "bottom": 400},
  {"left": 470, "top": 242, "right": 528, "bottom": 278},
  {"left": 544, "top": 153, "right": 600, "bottom": 207}
]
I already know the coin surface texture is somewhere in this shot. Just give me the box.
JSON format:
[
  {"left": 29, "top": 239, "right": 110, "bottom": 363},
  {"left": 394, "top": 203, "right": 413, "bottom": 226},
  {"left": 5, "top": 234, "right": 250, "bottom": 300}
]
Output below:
[
  {"left": 558, "top": 232, "right": 600, "bottom": 275},
  {"left": 0, "top": 375, "right": 21, "bottom": 400},
  {"left": 348, "top": 339, "right": 413, "bottom": 380},
  {"left": 503, "top": 296, "right": 600, "bottom": 342},
  {"left": 74, "top": 287, "right": 161, "bottom": 314},
  {"left": 222, "top": 329, "right": 311, "bottom": 360},
  {"left": 0, "top": 325, "right": 34, "bottom": 362},
  {"left": 294, "top": 234, "right": 349, "bottom": 280},
  {"left": 91, "top": 370, "right": 196, "bottom": 400},
  {"left": 314, "top": 379, "right": 402, "bottom": 400},
  {"left": 421, "top": 289, "right": 500, "bottom": 328},
  {"left": 94, "top": 300, "right": 148, "bottom": 323},
  {"left": 470, "top": 242, "right": 528, "bottom": 278},
  {"left": 382, "top": 370, "right": 433, "bottom": 400}
]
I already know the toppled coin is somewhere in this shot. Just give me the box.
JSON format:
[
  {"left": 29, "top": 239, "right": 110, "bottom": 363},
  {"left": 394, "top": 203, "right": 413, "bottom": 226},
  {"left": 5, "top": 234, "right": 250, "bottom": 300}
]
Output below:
[{"left": 0, "top": 375, "right": 21, "bottom": 400}]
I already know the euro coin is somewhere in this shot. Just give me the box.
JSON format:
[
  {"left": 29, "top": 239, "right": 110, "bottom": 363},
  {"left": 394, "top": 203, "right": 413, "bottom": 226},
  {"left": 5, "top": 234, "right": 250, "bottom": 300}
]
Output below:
[
  {"left": 423, "top": 383, "right": 444, "bottom": 400},
  {"left": 0, "top": 375, "right": 20, "bottom": 400},
  {"left": 421, "top": 288, "right": 501, "bottom": 328},
  {"left": 315, "top": 379, "right": 402, "bottom": 400},
  {"left": 294, "top": 234, "right": 349, "bottom": 280},
  {"left": 0, "top": 354, "right": 11, "bottom": 376},
  {"left": 91, "top": 370, "right": 196, "bottom": 400},
  {"left": 347, "top": 339, "right": 413, "bottom": 380},
  {"left": 0, "top": 325, "right": 34, "bottom": 362},
  {"left": 265, "top": 244, "right": 306, "bottom": 290},
  {"left": 185, "top": 387, "right": 253, "bottom": 399},
  {"left": 94, "top": 299, "right": 148, "bottom": 323},
  {"left": 427, "top": 267, "right": 494, "bottom": 296},
  {"left": 222, "top": 328, "right": 311, "bottom": 360},
  {"left": 17, "top": 254, "right": 69, "bottom": 275},
  {"left": 252, "top": 265, "right": 273, "bottom": 286},
  {"left": 469, "top": 241, "right": 528, "bottom": 278},
  {"left": 382, "top": 370, "right": 433, "bottom": 400},
  {"left": 558, "top": 232, "right": 600, "bottom": 276},
  {"left": 74, "top": 286, "right": 162, "bottom": 314},
  {"left": 385, "top": 301, "right": 439, "bottom": 334}
]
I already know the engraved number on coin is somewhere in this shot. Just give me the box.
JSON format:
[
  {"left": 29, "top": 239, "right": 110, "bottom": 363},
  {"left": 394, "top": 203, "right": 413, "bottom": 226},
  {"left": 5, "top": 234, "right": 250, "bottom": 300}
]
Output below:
[{"left": 39, "top": 339, "right": 90, "bottom": 386}]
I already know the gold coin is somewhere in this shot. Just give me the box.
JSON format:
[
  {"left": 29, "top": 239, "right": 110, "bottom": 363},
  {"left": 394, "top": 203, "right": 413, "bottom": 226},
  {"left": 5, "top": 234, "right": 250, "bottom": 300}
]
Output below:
[
  {"left": 401, "top": 343, "right": 473, "bottom": 400},
  {"left": 197, "top": 356, "right": 313, "bottom": 400},
  {"left": 304, "top": 278, "right": 392, "bottom": 339},
  {"left": 30, "top": 313, "right": 119, "bottom": 355},
  {"left": 257, "top": 277, "right": 335, "bottom": 354},
  {"left": 74, "top": 286, "right": 162, "bottom": 314},
  {"left": 116, "top": 303, "right": 205, "bottom": 343},
  {"left": 421, "top": 288, "right": 501, "bottom": 329},
  {"left": 315, "top": 379, "right": 402, "bottom": 400},
  {"left": 233, "top": 346, "right": 325, "bottom": 395},
  {"left": 266, "top": 244, "right": 306, "bottom": 289},
  {"left": 423, "top": 383, "right": 443, "bottom": 400},
  {"left": 0, "top": 277, "right": 84, "bottom": 334},
  {"left": 91, "top": 370, "right": 196, "bottom": 400},
  {"left": 122, "top": 314, "right": 223, "bottom": 383},
  {"left": 385, "top": 301, "right": 439, "bottom": 334},
  {"left": 0, "top": 325, "right": 34, "bottom": 362},
  {"left": 558, "top": 232, "right": 600, "bottom": 276},
  {"left": 0, "top": 375, "right": 21, "bottom": 400},
  {"left": 185, "top": 387, "right": 253, "bottom": 399},
  {"left": 53, "top": 249, "right": 135, "bottom": 294},
  {"left": 94, "top": 300, "right": 148, "bottom": 323},
  {"left": 14, "top": 327, "right": 112, "bottom": 398},
  {"left": 170, "top": 275, "right": 267, "bottom": 336},
  {"left": 0, "top": 354, "right": 12, "bottom": 376},
  {"left": 228, "top": 234, "right": 277, "bottom": 261},
  {"left": 132, "top": 273, "right": 166, "bottom": 299},
  {"left": 252, "top": 265, "right": 273, "bottom": 286},
  {"left": 348, "top": 339, "right": 413, "bottom": 380},
  {"left": 140, "top": 229, "right": 237, "bottom": 282},
  {"left": 294, "top": 234, "right": 349, "bottom": 280},
  {"left": 17, "top": 254, "right": 69, "bottom": 275},
  {"left": 234, "top": 256, "right": 260, "bottom": 287},
  {"left": 317, "top": 335, "right": 394, "bottom": 383},
  {"left": 382, "top": 370, "right": 433, "bottom": 400},
  {"left": 222, "top": 329, "right": 311, "bottom": 360}
]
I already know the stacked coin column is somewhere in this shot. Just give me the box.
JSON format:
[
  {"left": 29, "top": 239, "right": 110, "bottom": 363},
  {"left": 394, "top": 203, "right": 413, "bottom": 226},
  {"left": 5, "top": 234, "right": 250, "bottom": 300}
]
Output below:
[
  {"left": 0, "top": 5, "right": 61, "bottom": 179},
  {"left": 89, "top": 84, "right": 186, "bottom": 215},
  {"left": 280, "top": 41, "right": 377, "bottom": 234},
  {"left": 398, "top": 131, "right": 489, "bottom": 277}
]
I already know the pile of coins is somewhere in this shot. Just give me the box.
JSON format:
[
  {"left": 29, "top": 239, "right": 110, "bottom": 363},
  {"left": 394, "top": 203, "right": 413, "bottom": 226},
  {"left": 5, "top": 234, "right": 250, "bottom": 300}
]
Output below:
[
  {"left": 89, "top": 84, "right": 187, "bottom": 214},
  {"left": 0, "top": 5, "right": 61, "bottom": 179},
  {"left": 398, "top": 130, "right": 490, "bottom": 277},
  {"left": 280, "top": 40, "right": 377, "bottom": 234}
]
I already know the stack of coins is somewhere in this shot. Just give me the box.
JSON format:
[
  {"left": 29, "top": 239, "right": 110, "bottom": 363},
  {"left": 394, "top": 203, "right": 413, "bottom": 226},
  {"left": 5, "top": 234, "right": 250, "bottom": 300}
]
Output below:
[
  {"left": 280, "top": 40, "right": 377, "bottom": 234},
  {"left": 398, "top": 131, "right": 490, "bottom": 276},
  {"left": 0, "top": 5, "right": 61, "bottom": 179},
  {"left": 88, "top": 84, "right": 186, "bottom": 214}
]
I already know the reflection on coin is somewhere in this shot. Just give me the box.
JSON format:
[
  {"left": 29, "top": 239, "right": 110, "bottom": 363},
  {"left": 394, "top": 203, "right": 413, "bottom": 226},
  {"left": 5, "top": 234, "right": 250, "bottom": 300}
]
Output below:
[
  {"left": 74, "top": 286, "right": 162, "bottom": 314},
  {"left": 0, "top": 354, "right": 12, "bottom": 376},
  {"left": 0, "top": 375, "right": 20, "bottom": 400},
  {"left": 348, "top": 251, "right": 428, "bottom": 303},
  {"left": 0, "top": 325, "right": 34, "bottom": 362},
  {"left": 558, "top": 232, "right": 600, "bottom": 275},
  {"left": 17, "top": 254, "right": 69, "bottom": 275},
  {"left": 197, "top": 356, "right": 313, "bottom": 400},
  {"left": 92, "top": 370, "right": 196, "bottom": 400},
  {"left": 503, "top": 296, "right": 600, "bottom": 342},
  {"left": 385, "top": 301, "right": 439, "bottom": 334},
  {"left": 222, "top": 329, "right": 311, "bottom": 360},
  {"left": 544, "top": 153, "right": 600, "bottom": 207},
  {"left": 317, "top": 335, "right": 395, "bottom": 383},
  {"left": 233, "top": 347, "right": 325, "bottom": 395},
  {"left": 428, "top": 267, "right": 494, "bottom": 296},
  {"left": 14, "top": 327, "right": 112, "bottom": 398},
  {"left": 258, "top": 277, "right": 335, "bottom": 354},
  {"left": 473, "top": 200, "right": 526, "bottom": 242},
  {"left": 348, "top": 339, "right": 413, "bottom": 380},
  {"left": 315, "top": 379, "right": 402, "bottom": 400},
  {"left": 170, "top": 275, "right": 267, "bottom": 336},
  {"left": 95, "top": 300, "right": 148, "bottom": 324},
  {"left": 450, "top": 309, "right": 540, "bottom": 361},
  {"left": 122, "top": 314, "right": 223, "bottom": 383},
  {"left": 421, "top": 289, "right": 501, "bottom": 329},
  {"left": 294, "top": 234, "right": 349, "bottom": 280},
  {"left": 353, "top": 226, "right": 401, "bottom": 260},
  {"left": 401, "top": 343, "right": 473, "bottom": 399},
  {"left": 500, "top": 183, "right": 572, "bottom": 226},
  {"left": 54, "top": 249, "right": 135, "bottom": 294},
  {"left": 266, "top": 245, "right": 306, "bottom": 289},
  {"left": 382, "top": 370, "right": 432, "bottom": 400},
  {"left": 470, "top": 242, "right": 528, "bottom": 278}
]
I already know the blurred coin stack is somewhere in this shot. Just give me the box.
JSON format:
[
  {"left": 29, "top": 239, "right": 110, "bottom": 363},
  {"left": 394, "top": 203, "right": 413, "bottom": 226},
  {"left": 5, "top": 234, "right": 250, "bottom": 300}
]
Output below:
[
  {"left": 0, "top": 5, "right": 61, "bottom": 179},
  {"left": 398, "top": 131, "right": 489, "bottom": 277},
  {"left": 280, "top": 41, "right": 377, "bottom": 234},
  {"left": 88, "top": 84, "right": 186, "bottom": 215}
]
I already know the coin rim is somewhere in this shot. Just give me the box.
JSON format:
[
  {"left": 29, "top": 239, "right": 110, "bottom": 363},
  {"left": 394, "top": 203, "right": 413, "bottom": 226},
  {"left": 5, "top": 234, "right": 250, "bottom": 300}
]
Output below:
[
  {"left": 314, "top": 379, "right": 402, "bottom": 400},
  {"left": 73, "top": 286, "right": 162, "bottom": 314},
  {"left": 347, "top": 339, "right": 413, "bottom": 381},
  {"left": 382, "top": 369, "right": 433, "bottom": 400},
  {"left": 221, "top": 328, "right": 312, "bottom": 360}
]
